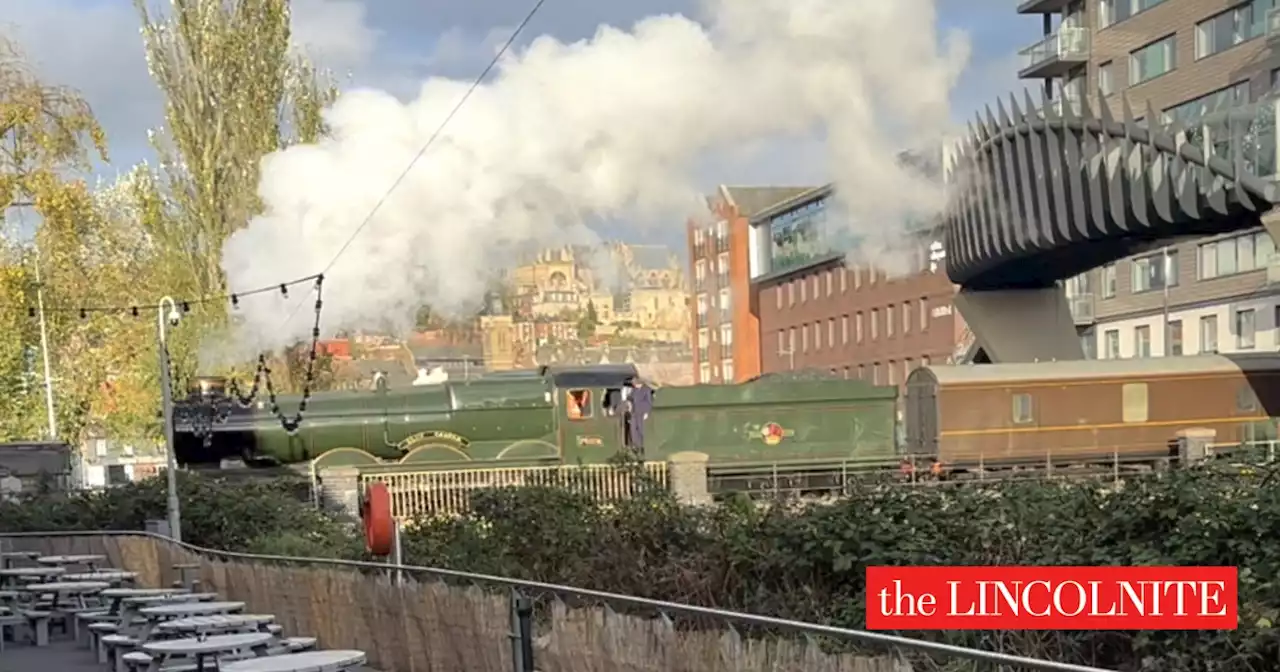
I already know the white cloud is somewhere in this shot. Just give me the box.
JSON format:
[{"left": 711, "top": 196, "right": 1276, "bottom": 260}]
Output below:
[{"left": 291, "top": 0, "right": 380, "bottom": 70}]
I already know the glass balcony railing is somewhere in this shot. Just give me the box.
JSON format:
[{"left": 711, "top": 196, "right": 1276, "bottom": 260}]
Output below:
[{"left": 1018, "top": 27, "right": 1090, "bottom": 75}]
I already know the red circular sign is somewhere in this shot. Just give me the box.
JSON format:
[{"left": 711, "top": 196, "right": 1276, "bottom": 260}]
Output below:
[{"left": 762, "top": 422, "right": 784, "bottom": 445}]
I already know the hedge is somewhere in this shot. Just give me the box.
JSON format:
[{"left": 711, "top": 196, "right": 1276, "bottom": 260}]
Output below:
[{"left": 3, "top": 465, "right": 1277, "bottom": 670}]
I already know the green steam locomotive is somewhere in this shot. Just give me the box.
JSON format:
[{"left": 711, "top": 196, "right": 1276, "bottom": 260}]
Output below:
[{"left": 171, "top": 364, "right": 900, "bottom": 474}]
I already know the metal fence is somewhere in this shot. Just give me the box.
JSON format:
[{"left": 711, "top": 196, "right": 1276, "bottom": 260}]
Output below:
[
  {"left": 364, "top": 461, "right": 668, "bottom": 520},
  {"left": 0, "top": 530, "right": 1114, "bottom": 672}
]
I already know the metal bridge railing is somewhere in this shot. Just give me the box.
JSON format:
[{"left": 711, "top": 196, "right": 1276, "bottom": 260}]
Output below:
[{"left": 0, "top": 530, "right": 1114, "bottom": 672}]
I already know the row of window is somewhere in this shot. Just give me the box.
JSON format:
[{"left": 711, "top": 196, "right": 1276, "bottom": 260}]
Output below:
[
  {"left": 691, "top": 221, "right": 728, "bottom": 247},
  {"left": 1096, "top": 231, "right": 1275, "bottom": 298},
  {"left": 775, "top": 302, "right": 939, "bottom": 356},
  {"left": 772, "top": 258, "right": 943, "bottom": 311},
  {"left": 1093, "top": 0, "right": 1275, "bottom": 111},
  {"left": 1100, "top": 306, "right": 1277, "bottom": 358},
  {"left": 783, "top": 357, "right": 930, "bottom": 387},
  {"left": 697, "top": 359, "right": 734, "bottom": 384}
]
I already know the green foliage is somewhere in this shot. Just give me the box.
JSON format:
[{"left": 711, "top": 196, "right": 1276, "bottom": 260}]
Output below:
[
  {"left": 0, "top": 471, "right": 363, "bottom": 558},
  {"left": 401, "top": 466, "right": 1280, "bottom": 671}
]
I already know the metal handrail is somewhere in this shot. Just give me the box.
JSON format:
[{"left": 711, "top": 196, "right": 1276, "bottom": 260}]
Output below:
[{"left": 0, "top": 529, "right": 1113, "bottom": 672}]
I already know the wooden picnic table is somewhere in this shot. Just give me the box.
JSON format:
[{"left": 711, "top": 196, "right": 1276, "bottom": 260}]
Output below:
[
  {"left": 156, "top": 614, "right": 275, "bottom": 637},
  {"left": 141, "top": 631, "right": 273, "bottom": 672},
  {"left": 221, "top": 650, "right": 368, "bottom": 672},
  {"left": 0, "top": 566, "right": 65, "bottom": 586},
  {"left": 64, "top": 570, "right": 137, "bottom": 584},
  {"left": 140, "top": 600, "right": 245, "bottom": 620},
  {"left": 36, "top": 554, "right": 106, "bottom": 570},
  {"left": 20, "top": 580, "right": 110, "bottom": 608}
]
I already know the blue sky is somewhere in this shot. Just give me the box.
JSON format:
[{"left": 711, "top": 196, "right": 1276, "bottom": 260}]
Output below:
[{"left": 1, "top": 0, "right": 1035, "bottom": 232}]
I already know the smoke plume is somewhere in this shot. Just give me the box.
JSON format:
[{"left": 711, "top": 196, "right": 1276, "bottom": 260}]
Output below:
[{"left": 220, "top": 0, "right": 970, "bottom": 354}]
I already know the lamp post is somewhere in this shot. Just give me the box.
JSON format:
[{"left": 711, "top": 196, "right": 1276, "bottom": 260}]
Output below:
[{"left": 157, "top": 296, "right": 182, "bottom": 543}]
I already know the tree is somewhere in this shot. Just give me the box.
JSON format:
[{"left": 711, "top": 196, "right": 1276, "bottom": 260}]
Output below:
[
  {"left": 577, "top": 300, "right": 599, "bottom": 339},
  {"left": 0, "top": 35, "right": 139, "bottom": 442},
  {"left": 134, "top": 0, "right": 340, "bottom": 380}
]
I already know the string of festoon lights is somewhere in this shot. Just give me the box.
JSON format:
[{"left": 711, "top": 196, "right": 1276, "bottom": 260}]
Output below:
[{"left": 26, "top": 273, "right": 326, "bottom": 435}]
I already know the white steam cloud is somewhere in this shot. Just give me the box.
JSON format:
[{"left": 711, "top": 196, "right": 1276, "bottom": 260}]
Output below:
[{"left": 220, "top": 0, "right": 970, "bottom": 355}]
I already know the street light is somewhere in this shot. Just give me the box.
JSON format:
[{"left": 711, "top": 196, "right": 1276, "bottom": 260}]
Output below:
[{"left": 157, "top": 296, "right": 182, "bottom": 543}]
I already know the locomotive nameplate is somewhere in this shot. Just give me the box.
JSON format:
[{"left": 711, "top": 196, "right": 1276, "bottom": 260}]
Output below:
[
  {"left": 397, "top": 431, "right": 471, "bottom": 450},
  {"left": 576, "top": 436, "right": 603, "bottom": 446}
]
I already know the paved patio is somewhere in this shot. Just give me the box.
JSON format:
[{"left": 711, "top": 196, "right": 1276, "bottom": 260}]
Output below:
[{"left": 1, "top": 640, "right": 101, "bottom": 672}]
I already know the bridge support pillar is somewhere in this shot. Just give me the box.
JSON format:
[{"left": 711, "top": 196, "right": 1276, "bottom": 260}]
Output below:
[{"left": 952, "top": 286, "right": 1084, "bottom": 363}]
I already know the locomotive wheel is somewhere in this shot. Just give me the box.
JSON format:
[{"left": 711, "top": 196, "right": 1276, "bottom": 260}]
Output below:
[{"left": 362, "top": 481, "right": 395, "bottom": 557}]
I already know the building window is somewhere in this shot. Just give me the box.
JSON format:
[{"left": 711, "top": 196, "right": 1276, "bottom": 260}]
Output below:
[
  {"left": 841, "top": 315, "right": 849, "bottom": 344},
  {"left": 1195, "top": 3, "right": 1268, "bottom": 60},
  {"left": 799, "top": 277, "right": 807, "bottom": 303},
  {"left": 775, "top": 286, "right": 782, "bottom": 310},
  {"left": 1100, "top": 0, "right": 1169, "bottom": 29},
  {"left": 811, "top": 274, "right": 819, "bottom": 297},
  {"left": 1168, "top": 319, "right": 1183, "bottom": 356},
  {"left": 788, "top": 282, "right": 795, "bottom": 306},
  {"left": 855, "top": 312, "right": 864, "bottom": 342},
  {"left": 722, "top": 359, "right": 734, "bottom": 382},
  {"left": 1012, "top": 393, "right": 1034, "bottom": 425},
  {"left": 814, "top": 321, "right": 822, "bottom": 350},
  {"left": 1130, "top": 35, "right": 1176, "bottom": 85},
  {"left": 1198, "top": 230, "right": 1276, "bottom": 279},
  {"left": 853, "top": 266, "right": 862, "bottom": 289},
  {"left": 886, "top": 305, "right": 895, "bottom": 338},
  {"left": 1102, "top": 263, "right": 1117, "bottom": 298},
  {"left": 802, "top": 324, "right": 809, "bottom": 352},
  {"left": 825, "top": 270, "right": 833, "bottom": 296},
  {"left": 887, "top": 361, "right": 896, "bottom": 386},
  {"left": 922, "top": 355, "right": 930, "bottom": 367},
  {"left": 1237, "top": 309, "right": 1257, "bottom": 349},
  {"left": 872, "top": 363, "right": 880, "bottom": 385},
  {"left": 1098, "top": 61, "right": 1114, "bottom": 96},
  {"left": 857, "top": 364, "right": 866, "bottom": 380},
  {"left": 902, "top": 301, "right": 911, "bottom": 333},
  {"left": 1134, "top": 325, "right": 1151, "bottom": 357},
  {"left": 1131, "top": 250, "right": 1178, "bottom": 292},
  {"left": 777, "top": 330, "right": 785, "bottom": 355},
  {"left": 919, "top": 299, "right": 928, "bottom": 330},
  {"left": 1080, "top": 330, "right": 1098, "bottom": 359},
  {"left": 840, "top": 268, "right": 848, "bottom": 293},
  {"left": 720, "top": 323, "right": 733, "bottom": 348},
  {"left": 699, "top": 363, "right": 711, "bottom": 383},
  {"left": 871, "top": 309, "right": 879, "bottom": 340},
  {"left": 718, "top": 289, "right": 731, "bottom": 314},
  {"left": 1163, "top": 82, "right": 1249, "bottom": 126},
  {"left": 1200, "top": 315, "right": 1219, "bottom": 353},
  {"left": 1105, "top": 329, "right": 1120, "bottom": 358},
  {"left": 828, "top": 318, "right": 835, "bottom": 346}
]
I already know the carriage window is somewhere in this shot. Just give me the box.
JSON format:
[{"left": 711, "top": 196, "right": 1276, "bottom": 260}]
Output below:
[
  {"left": 1237, "top": 386, "right": 1260, "bottom": 413},
  {"left": 1012, "top": 393, "right": 1034, "bottom": 424},
  {"left": 1122, "top": 383, "right": 1149, "bottom": 423},
  {"left": 566, "top": 389, "right": 592, "bottom": 420}
]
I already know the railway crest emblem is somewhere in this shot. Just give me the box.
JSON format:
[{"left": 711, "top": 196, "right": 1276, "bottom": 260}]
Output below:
[{"left": 760, "top": 422, "right": 793, "bottom": 446}]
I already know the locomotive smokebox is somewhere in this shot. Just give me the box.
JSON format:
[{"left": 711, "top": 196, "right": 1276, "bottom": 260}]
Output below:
[{"left": 192, "top": 375, "right": 227, "bottom": 399}]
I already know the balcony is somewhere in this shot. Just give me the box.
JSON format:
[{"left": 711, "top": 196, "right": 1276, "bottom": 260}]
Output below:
[
  {"left": 1068, "top": 292, "right": 1095, "bottom": 326},
  {"left": 1017, "top": 0, "right": 1072, "bottom": 14},
  {"left": 1045, "top": 90, "right": 1083, "bottom": 118},
  {"left": 1018, "top": 27, "right": 1089, "bottom": 79}
]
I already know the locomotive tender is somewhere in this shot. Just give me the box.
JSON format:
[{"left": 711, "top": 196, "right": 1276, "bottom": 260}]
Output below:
[{"left": 174, "top": 354, "right": 1279, "bottom": 477}]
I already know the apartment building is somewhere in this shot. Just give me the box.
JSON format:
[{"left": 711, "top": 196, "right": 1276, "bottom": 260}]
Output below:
[
  {"left": 1019, "top": 0, "right": 1280, "bottom": 357},
  {"left": 747, "top": 186, "right": 965, "bottom": 387},
  {"left": 688, "top": 185, "right": 815, "bottom": 383}
]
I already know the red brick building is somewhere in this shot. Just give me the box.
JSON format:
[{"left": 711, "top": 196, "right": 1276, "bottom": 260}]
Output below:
[
  {"left": 688, "top": 183, "right": 969, "bottom": 386},
  {"left": 687, "top": 186, "right": 815, "bottom": 383}
]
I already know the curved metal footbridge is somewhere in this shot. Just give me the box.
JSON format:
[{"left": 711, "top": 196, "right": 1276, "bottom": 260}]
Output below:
[{"left": 942, "top": 88, "right": 1280, "bottom": 362}]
